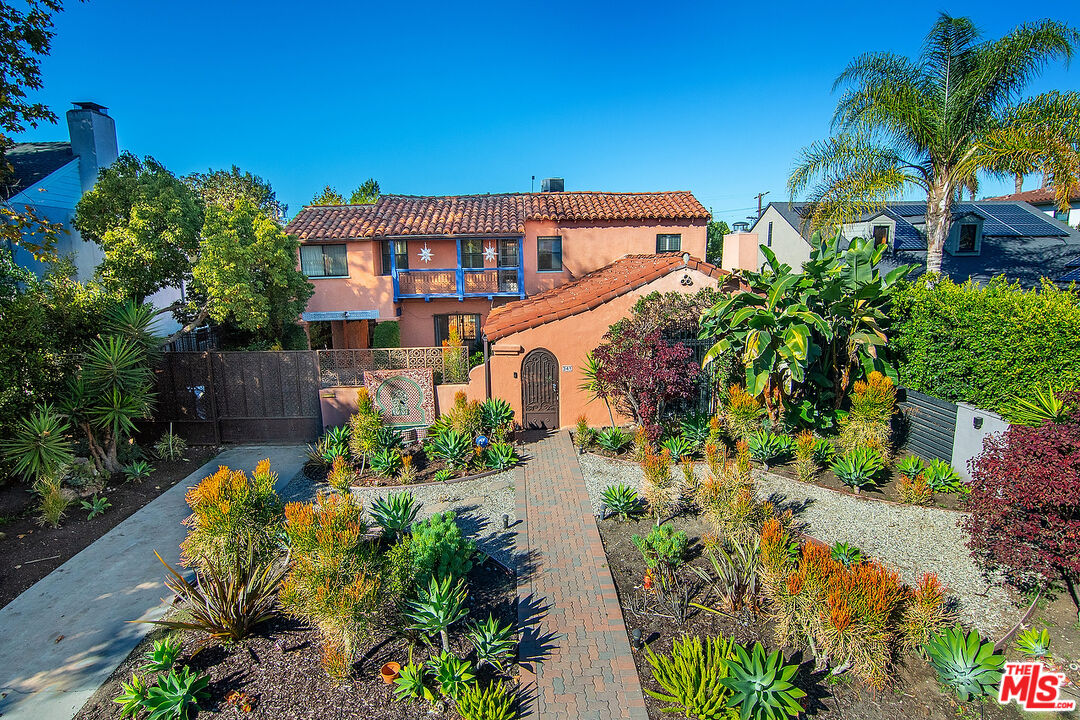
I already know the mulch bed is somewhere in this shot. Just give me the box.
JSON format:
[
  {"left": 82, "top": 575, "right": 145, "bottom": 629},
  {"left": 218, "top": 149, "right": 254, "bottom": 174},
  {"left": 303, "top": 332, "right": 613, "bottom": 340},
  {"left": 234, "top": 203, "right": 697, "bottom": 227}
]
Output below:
[
  {"left": 598, "top": 512, "right": 1025, "bottom": 720},
  {"left": 74, "top": 561, "right": 517, "bottom": 720},
  {"left": 0, "top": 446, "right": 220, "bottom": 610}
]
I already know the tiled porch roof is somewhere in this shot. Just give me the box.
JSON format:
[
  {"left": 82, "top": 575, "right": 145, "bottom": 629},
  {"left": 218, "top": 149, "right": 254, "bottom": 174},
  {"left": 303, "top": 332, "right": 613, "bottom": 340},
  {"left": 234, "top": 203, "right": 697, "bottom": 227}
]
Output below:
[
  {"left": 484, "top": 253, "right": 734, "bottom": 340},
  {"left": 285, "top": 191, "right": 709, "bottom": 241}
]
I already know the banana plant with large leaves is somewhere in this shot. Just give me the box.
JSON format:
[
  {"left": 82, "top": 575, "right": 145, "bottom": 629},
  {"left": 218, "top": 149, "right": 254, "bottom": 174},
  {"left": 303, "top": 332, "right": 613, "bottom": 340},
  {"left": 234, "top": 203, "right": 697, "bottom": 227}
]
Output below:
[{"left": 701, "top": 249, "right": 832, "bottom": 422}]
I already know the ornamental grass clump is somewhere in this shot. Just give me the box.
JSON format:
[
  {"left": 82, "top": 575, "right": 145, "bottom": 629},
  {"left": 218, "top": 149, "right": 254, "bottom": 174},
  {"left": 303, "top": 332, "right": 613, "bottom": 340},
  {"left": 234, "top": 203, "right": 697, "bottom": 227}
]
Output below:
[
  {"left": 280, "top": 493, "right": 384, "bottom": 676},
  {"left": 722, "top": 384, "right": 764, "bottom": 441},
  {"left": 326, "top": 455, "right": 357, "bottom": 493},
  {"left": 838, "top": 371, "right": 896, "bottom": 457},
  {"left": 180, "top": 460, "right": 283, "bottom": 572},
  {"left": 898, "top": 473, "right": 934, "bottom": 505},
  {"left": 793, "top": 430, "right": 818, "bottom": 482},
  {"left": 640, "top": 446, "right": 677, "bottom": 525}
]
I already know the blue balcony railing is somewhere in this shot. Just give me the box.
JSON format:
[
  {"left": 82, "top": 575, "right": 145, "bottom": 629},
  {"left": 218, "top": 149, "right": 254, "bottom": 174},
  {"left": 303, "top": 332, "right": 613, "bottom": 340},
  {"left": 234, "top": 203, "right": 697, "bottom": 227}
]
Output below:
[{"left": 391, "top": 237, "right": 526, "bottom": 302}]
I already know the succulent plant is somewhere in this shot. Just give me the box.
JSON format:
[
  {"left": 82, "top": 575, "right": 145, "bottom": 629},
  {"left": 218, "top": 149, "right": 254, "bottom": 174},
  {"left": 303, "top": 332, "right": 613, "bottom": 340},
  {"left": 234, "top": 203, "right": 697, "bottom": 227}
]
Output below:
[
  {"left": 601, "top": 483, "right": 641, "bottom": 521},
  {"left": 1015, "top": 627, "right": 1052, "bottom": 659},
  {"left": 923, "top": 625, "right": 1005, "bottom": 700},
  {"left": 369, "top": 491, "right": 420, "bottom": 538},
  {"left": 746, "top": 430, "right": 792, "bottom": 467},
  {"left": 829, "top": 541, "right": 863, "bottom": 568},
  {"left": 830, "top": 447, "right": 885, "bottom": 490},
  {"left": 405, "top": 576, "right": 469, "bottom": 653},
  {"left": 721, "top": 641, "right": 805, "bottom": 720},
  {"left": 660, "top": 434, "right": 695, "bottom": 460},
  {"left": 466, "top": 614, "right": 517, "bottom": 672},
  {"left": 644, "top": 634, "right": 737, "bottom": 718},
  {"left": 596, "top": 427, "right": 632, "bottom": 454}
]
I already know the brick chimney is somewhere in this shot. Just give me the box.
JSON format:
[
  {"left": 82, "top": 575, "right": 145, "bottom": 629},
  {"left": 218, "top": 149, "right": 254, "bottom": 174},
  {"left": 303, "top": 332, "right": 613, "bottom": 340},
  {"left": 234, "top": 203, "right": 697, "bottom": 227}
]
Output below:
[{"left": 66, "top": 101, "right": 118, "bottom": 194}]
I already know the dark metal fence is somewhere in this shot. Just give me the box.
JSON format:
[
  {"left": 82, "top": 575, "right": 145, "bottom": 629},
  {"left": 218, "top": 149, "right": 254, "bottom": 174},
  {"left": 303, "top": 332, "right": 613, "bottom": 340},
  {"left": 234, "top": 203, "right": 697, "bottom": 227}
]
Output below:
[
  {"left": 317, "top": 347, "right": 469, "bottom": 387},
  {"left": 665, "top": 334, "right": 722, "bottom": 417},
  {"left": 896, "top": 387, "right": 958, "bottom": 462}
]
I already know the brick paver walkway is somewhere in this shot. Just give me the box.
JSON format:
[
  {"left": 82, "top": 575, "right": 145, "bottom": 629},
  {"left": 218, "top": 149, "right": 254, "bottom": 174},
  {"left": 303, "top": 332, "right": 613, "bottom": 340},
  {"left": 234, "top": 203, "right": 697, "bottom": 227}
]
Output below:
[{"left": 515, "top": 430, "right": 648, "bottom": 720}]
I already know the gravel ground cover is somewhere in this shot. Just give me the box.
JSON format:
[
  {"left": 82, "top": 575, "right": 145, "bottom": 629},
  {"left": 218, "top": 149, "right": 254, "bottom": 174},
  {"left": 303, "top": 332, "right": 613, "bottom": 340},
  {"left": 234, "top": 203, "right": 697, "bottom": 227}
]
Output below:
[
  {"left": 579, "top": 453, "right": 1018, "bottom": 635},
  {"left": 280, "top": 468, "right": 518, "bottom": 569}
]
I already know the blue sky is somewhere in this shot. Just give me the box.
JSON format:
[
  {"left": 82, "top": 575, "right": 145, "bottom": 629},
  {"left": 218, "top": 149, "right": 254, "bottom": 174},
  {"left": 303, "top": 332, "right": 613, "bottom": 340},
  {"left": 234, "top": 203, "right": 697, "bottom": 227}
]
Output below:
[{"left": 16, "top": 0, "right": 1080, "bottom": 225}]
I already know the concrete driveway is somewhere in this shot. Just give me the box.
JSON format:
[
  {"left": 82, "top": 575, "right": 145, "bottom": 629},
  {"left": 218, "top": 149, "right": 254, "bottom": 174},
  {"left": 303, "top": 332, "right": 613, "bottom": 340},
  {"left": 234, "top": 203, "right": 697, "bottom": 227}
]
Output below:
[{"left": 0, "top": 445, "right": 307, "bottom": 720}]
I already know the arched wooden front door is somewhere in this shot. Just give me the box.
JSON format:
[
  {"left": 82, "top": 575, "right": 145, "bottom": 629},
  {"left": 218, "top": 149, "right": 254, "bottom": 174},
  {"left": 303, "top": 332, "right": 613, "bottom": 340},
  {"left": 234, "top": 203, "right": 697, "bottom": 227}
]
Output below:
[{"left": 521, "top": 348, "right": 559, "bottom": 429}]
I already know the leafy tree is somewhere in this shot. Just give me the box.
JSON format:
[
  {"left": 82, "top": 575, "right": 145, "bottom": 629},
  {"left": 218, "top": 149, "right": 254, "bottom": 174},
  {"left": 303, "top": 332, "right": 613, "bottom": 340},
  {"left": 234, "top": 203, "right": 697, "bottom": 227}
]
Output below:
[
  {"left": 185, "top": 165, "right": 286, "bottom": 220},
  {"left": 310, "top": 185, "right": 347, "bottom": 205},
  {"left": 190, "top": 198, "right": 313, "bottom": 345},
  {"left": 74, "top": 153, "right": 203, "bottom": 302},
  {"left": 701, "top": 232, "right": 911, "bottom": 424},
  {"left": 0, "top": 0, "right": 67, "bottom": 259},
  {"left": 349, "top": 178, "right": 380, "bottom": 204},
  {"left": 789, "top": 13, "right": 1080, "bottom": 275},
  {"left": 592, "top": 328, "right": 698, "bottom": 441},
  {"left": 706, "top": 220, "right": 730, "bottom": 265}
]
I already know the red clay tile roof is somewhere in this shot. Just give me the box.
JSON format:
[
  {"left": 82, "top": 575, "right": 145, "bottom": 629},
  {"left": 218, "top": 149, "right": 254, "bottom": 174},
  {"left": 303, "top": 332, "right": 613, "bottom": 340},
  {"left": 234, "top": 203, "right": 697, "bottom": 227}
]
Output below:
[
  {"left": 985, "top": 186, "right": 1080, "bottom": 205},
  {"left": 484, "top": 253, "right": 735, "bottom": 340},
  {"left": 285, "top": 192, "right": 709, "bottom": 241}
]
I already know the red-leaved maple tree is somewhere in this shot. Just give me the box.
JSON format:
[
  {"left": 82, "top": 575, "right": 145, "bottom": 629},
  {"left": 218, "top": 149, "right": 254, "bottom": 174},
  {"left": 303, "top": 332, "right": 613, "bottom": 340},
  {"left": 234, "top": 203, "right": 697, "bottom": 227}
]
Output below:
[
  {"left": 592, "top": 328, "right": 698, "bottom": 442},
  {"left": 964, "top": 394, "right": 1080, "bottom": 618}
]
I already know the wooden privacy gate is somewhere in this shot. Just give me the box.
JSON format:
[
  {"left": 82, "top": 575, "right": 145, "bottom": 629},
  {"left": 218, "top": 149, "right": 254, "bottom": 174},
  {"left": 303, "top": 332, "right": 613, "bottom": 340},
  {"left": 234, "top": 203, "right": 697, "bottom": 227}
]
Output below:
[{"left": 144, "top": 351, "right": 322, "bottom": 444}]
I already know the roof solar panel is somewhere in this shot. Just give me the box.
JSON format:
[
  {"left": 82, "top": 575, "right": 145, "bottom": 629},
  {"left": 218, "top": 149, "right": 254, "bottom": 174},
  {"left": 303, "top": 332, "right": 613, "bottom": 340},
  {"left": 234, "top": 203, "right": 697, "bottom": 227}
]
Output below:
[{"left": 979, "top": 204, "right": 1068, "bottom": 237}]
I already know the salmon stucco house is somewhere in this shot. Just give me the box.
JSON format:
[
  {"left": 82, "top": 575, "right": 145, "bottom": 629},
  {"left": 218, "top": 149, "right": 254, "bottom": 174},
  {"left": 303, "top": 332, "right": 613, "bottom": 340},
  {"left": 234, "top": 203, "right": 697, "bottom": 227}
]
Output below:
[{"left": 284, "top": 186, "right": 710, "bottom": 353}]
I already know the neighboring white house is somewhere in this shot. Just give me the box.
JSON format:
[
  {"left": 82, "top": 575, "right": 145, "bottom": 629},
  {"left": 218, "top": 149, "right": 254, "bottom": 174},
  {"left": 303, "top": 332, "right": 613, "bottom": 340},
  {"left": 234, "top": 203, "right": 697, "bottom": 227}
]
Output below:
[
  {"left": 2, "top": 102, "right": 180, "bottom": 332},
  {"left": 986, "top": 186, "right": 1080, "bottom": 229},
  {"left": 735, "top": 199, "right": 1080, "bottom": 287}
]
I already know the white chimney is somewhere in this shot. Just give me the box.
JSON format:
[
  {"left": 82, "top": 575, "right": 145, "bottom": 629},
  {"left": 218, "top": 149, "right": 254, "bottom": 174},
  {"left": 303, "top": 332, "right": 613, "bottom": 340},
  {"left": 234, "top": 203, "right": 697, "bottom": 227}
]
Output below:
[{"left": 66, "top": 101, "right": 118, "bottom": 194}]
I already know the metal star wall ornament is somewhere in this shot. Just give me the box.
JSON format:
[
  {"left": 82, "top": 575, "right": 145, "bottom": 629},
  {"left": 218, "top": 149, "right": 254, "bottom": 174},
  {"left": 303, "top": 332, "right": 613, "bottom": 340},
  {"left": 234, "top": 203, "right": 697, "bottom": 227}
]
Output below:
[
  {"left": 418, "top": 244, "right": 433, "bottom": 263},
  {"left": 483, "top": 244, "right": 497, "bottom": 262}
]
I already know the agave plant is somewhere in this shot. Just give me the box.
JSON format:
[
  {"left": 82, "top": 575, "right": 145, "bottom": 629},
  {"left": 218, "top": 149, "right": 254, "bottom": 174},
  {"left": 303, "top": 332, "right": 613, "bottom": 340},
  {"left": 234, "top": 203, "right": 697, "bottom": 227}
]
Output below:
[
  {"left": 1004, "top": 383, "right": 1070, "bottom": 427},
  {"left": 680, "top": 413, "right": 712, "bottom": 450},
  {"left": 433, "top": 468, "right": 455, "bottom": 483},
  {"left": 141, "top": 636, "right": 183, "bottom": 673},
  {"left": 601, "top": 483, "right": 641, "bottom": 521},
  {"left": 393, "top": 652, "right": 435, "bottom": 703},
  {"left": 922, "top": 458, "right": 965, "bottom": 494},
  {"left": 895, "top": 454, "right": 926, "bottom": 478},
  {"left": 644, "top": 634, "right": 737, "bottom": 718},
  {"left": 746, "top": 430, "right": 792, "bottom": 468},
  {"left": 0, "top": 403, "right": 74, "bottom": 483},
  {"left": 479, "top": 397, "right": 514, "bottom": 433},
  {"left": 1015, "top": 628, "right": 1052, "bottom": 660},
  {"left": 595, "top": 427, "right": 632, "bottom": 454},
  {"left": 370, "top": 491, "right": 420, "bottom": 539},
  {"left": 830, "top": 541, "right": 863, "bottom": 567},
  {"left": 123, "top": 460, "right": 153, "bottom": 482},
  {"left": 482, "top": 442, "right": 518, "bottom": 470},
  {"left": 405, "top": 576, "right": 469, "bottom": 653},
  {"left": 466, "top": 614, "right": 517, "bottom": 672},
  {"left": 660, "top": 434, "right": 695, "bottom": 460},
  {"left": 924, "top": 625, "right": 1005, "bottom": 701},
  {"left": 429, "top": 651, "right": 475, "bottom": 700},
  {"left": 375, "top": 426, "right": 403, "bottom": 451},
  {"left": 143, "top": 548, "right": 285, "bottom": 642},
  {"left": 141, "top": 666, "right": 209, "bottom": 720},
  {"left": 114, "top": 673, "right": 150, "bottom": 719},
  {"left": 424, "top": 429, "right": 473, "bottom": 472},
  {"left": 370, "top": 448, "right": 404, "bottom": 478},
  {"left": 830, "top": 448, "right": 884, "bottom": 491},
  {"left": 811, "top": 437, "right": 835, "bottom": 466},
  {"left": 721, "top": 641, "right": 805, "bottom": 720}
]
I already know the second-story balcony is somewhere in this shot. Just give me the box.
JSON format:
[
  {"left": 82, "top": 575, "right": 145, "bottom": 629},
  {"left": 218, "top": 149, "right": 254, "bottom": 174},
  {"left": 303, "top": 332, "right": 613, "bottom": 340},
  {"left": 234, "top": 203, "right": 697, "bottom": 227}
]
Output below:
[{"left": 390, "top": 236, "right": 526, "bottom": 302}]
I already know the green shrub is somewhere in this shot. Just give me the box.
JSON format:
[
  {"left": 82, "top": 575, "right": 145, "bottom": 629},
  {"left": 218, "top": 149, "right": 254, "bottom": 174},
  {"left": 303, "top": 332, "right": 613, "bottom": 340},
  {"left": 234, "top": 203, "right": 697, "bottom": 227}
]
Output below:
[
  {"left": 745, "top": 430, "right": 792, "bottom": 467},
  {"left": 830, "top": 541, "right": 863, "bottom": 567},
  {"left": 375, "top": 426, "right": 403, "bottom": 452},
  {"left": 114, "top": 673, "right": 150, "bottom": 718},
  {"left": 660, "top": 434, "right": 695, "bottom": 460},
  {"left": 124, "top": 460, "right": 153, "bottom": 482},
  {"left": 372, "top": 320, "right": 400, "bottom": 348},
  {"left": 479, "top": 398, "right": 514, "bottom": 434},
  {"left": 680, "top": 412, "right": 712, "bottom": 450},
  {"left": 141, "top": 667, "right": 209, "bottom": 720},
  {"left": 410, "top": 511, "right": 476, "bottom": 586},
  {"left": 393, "top": 652, "right": 434, "bottom": 702},
  {"left": 891, "top": 276, "right": 1080, "bottom": 413},
  {"left": 433, "top": 468, "right": 455, "bottom": 483},
  {"left": 1015, "top": 628, "right": 1051, "bottom": 659},
  {"left": 632, "top": 522, "right": 688, "bottom": 579},
  {"left": 922, "top": 458, "right": 965, "bottom": 494},
  {"left": 80, "top": 494, "right": 111, "bottom": 520}
]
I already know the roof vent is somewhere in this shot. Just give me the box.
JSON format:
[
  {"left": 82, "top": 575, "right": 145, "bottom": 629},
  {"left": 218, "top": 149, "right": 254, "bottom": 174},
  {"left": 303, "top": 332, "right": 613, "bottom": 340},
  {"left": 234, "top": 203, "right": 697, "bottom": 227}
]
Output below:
[
  {"left": 540, "top": 177, "right": 564, "bottom": 193},
  {"left": 732, "top": 221, "right": 750, "bottom": 232}
]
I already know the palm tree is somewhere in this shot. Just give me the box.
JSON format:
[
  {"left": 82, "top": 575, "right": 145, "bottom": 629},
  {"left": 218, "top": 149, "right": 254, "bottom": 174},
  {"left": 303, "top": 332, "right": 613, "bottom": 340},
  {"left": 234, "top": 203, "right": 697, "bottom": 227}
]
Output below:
[{"left": 789, "top": 14, "right": 1080, "bottom": 276}]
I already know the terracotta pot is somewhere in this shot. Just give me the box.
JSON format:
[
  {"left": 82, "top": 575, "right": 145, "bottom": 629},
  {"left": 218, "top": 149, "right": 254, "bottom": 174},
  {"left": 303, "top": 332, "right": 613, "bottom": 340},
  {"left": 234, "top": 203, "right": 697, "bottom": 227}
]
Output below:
[{"left": 380, "top": 662, "right": 401, "bottom": 684}]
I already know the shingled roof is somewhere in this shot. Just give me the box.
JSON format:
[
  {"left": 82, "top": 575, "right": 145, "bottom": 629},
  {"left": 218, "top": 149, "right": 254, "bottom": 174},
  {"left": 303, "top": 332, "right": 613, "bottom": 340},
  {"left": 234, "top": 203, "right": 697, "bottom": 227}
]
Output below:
[
  {"left": 285, "top": 191, "right": 710, "bottom": 241},
  {"left": 985, "top": 186, "right": 1080, "bottom": 205},
  {"left": 1, "top": 142, "right": 75, "bottom": 201},
  {"left": 484, "top": 253, "right": 734, "bottom": 340}
]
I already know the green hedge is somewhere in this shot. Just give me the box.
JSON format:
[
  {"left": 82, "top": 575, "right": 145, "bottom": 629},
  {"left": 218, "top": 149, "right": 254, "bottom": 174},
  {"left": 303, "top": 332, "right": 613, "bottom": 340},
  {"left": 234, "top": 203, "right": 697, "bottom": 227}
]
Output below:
[
  {"left": 889, "top": 276, "right": 1080, "bottom": 412},
  {"left": 372, "top": 320, "right": 400, "bottom": 348}
]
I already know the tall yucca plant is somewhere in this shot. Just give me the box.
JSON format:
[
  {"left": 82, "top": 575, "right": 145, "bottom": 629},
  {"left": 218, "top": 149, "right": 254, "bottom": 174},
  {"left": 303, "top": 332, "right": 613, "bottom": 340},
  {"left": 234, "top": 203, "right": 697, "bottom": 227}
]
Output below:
[
  {"left": 790, "top": 14, "right": 1080, "bottom": 276},
  {"left": 0, "top": 403, "right": 74, "bottom": 482}
]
